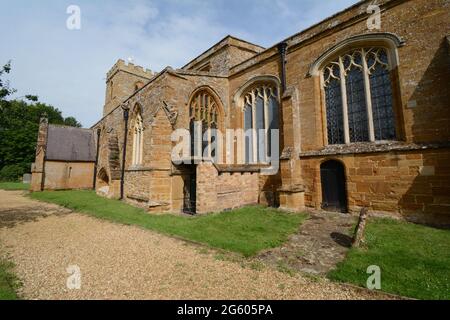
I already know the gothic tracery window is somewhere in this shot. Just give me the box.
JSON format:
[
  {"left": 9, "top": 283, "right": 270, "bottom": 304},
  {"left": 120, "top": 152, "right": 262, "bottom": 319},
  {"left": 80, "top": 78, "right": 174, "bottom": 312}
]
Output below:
[
  {"left": 243, "top": 84, "right": 279, "bottom": 163},
  {"left": 189, "top": 90, "right": 220, "bottom": 158},
  {"left": 132, "top": 113, "right": 144, "bottom": 166},
  {"left": 323, "top": 47, "right": 396, "bottom": 145}
]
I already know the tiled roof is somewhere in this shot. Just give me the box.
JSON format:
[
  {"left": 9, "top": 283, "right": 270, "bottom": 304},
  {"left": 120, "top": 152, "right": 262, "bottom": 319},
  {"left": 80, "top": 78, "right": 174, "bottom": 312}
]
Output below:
[{"left": 46, "top": 125, "right": 96, "bottom": 162}]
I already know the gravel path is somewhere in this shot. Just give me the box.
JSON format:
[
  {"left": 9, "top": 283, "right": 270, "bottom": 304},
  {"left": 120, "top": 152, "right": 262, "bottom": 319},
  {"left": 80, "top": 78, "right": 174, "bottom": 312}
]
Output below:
[{"left": 0, "top": 190, "right": 393, "bottom": 300}]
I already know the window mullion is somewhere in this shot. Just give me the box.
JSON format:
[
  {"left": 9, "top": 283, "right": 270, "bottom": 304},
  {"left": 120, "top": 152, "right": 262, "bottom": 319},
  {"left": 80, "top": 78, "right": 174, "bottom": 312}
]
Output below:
[
  {"left": 137, "top": 128, "right": 140, "bottom": 165},
  {"left": 207, "top": 128, "right": 212, "bottom": 159},
  {"left": 263, "top": 88, "right": 269, "bottom": 163},
  {"left": 251, "top": 91, "right": 257, "bottom": 163},
  {"left": 136, "top": 129, "right": 139, "bottom": 165},
  {"left": 362, "top": 49, "right": 376, "bottom": 142},
  {"left": 132, "top": 127, "right": 137, "bottom": 165},
  {"left": 338, "top": 56, "right": 350, "bottom": 144},
  {"left": 139, "top": 128, "right": 143, "bottom": 165}
]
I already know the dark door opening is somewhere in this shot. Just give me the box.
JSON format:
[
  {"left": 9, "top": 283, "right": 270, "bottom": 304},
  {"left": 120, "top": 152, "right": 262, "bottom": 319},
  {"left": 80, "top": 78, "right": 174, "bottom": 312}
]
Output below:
[
  {"left": 183, "top": 167, "right": 196, "bottom": 214},
  {"left": 320, "top": 160, "right": 348, "bottom": 213}
]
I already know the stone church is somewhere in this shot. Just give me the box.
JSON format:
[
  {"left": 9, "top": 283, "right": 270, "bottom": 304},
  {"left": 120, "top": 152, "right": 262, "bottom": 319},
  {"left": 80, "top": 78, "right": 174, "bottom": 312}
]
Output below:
[{"left": 31, "top": 0, "right": 450, "bottom": 225}]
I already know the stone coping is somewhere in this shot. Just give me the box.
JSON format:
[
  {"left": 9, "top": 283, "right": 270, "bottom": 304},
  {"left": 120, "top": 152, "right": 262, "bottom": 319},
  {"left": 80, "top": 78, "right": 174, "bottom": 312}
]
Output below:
[
  {"left": 299, "top": 141, "right": 450, "bottom": 158},
  {"left": 278, "top": 185, "right": 305, "bottom": 193},
  {"left": 173, "top": 158, "right": 269, "bottom": 173},
  {"left": 126, "top": 166, "right": 170, "bottom": 172},
  {"left": 214, "top": 164, "right": 268, "bottom": 173},
  {"left": 126, "top": 194, "right": 149, "bottom": 202}
]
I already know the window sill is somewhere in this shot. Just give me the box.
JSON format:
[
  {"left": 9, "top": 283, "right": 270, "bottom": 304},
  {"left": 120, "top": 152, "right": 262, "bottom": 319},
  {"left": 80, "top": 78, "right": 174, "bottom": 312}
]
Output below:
[{"left": 299, "top": 141, "right": 450, "bottom": 158}]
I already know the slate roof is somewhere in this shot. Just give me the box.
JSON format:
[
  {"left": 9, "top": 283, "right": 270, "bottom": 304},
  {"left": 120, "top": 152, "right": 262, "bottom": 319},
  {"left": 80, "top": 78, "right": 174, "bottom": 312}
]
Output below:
[{"left": 46, "top": 125, "right": 96, "bottom": 162}]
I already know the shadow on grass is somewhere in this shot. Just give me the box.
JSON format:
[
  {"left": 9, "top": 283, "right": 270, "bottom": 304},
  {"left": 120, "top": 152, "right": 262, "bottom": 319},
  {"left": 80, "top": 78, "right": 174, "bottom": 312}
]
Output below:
[{"left": 328, "top": 218, "right": 450, "bottom": 300}]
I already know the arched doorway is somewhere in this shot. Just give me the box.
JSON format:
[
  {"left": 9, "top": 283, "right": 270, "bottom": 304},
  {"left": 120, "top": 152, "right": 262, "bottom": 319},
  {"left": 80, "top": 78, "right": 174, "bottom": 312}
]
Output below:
[{"left": 320, "top": 160, "right": 347, "bottom": 213}]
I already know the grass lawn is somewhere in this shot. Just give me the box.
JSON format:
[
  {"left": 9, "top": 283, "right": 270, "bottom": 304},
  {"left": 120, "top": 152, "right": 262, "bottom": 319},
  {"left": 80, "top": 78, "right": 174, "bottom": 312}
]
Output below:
[
  {"left": 328, "top": 218, "right": 450, "bottom": 300},
  {"left": 30, "top": 190, "right": 307, "bottom": 257},
  {"left": 0, "top": 182, "right": 30, "bottom": 191},
  {"left": 0, "top": 258, "right": 20, "bottom": 300}
]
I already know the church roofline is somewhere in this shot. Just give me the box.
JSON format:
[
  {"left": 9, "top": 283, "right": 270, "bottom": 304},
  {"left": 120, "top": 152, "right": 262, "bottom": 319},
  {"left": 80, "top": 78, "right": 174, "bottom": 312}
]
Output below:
[
  {"left": 90, "top": 65, "right": 231, "bottom": 129},
  {"left": 181, "top": 35, "right": 265, "bottom": 71}
]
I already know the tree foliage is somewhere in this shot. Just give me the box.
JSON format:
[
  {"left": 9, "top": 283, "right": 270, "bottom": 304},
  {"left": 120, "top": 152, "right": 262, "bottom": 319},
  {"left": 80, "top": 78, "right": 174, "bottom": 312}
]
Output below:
[{"left": 0, "top": 61, "right": 82, "bottom": 181}]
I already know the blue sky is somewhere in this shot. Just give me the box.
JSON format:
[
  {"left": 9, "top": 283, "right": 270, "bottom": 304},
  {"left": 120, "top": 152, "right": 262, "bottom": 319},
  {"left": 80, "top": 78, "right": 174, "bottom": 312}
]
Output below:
[{"left": 0, "top": 0, "right": 358, "bottom": 127}]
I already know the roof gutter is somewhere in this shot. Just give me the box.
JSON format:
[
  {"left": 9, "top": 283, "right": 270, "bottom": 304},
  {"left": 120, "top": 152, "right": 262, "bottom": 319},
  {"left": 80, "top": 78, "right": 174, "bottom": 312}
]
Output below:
[
  {"left": 93, "top": 128, "right": 101, "bottom": 190},
  {"left": 277, "top": 42, "right": 288, "bottom": 94}
]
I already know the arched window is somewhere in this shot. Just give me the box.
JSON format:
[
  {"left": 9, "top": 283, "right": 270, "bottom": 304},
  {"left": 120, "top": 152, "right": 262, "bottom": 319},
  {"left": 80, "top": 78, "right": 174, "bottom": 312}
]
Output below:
[
  {"left": 242, "top": 84, "right": 279, "bottom": 163},
  {"left": 132, "top": 112, "right": 144, "bottom": 166},
  {"left": 322, "top": 47, "right": 396, "bottom": 144},
  {"left": 189, "top": 89, "right": 221, "bottom": 159}
]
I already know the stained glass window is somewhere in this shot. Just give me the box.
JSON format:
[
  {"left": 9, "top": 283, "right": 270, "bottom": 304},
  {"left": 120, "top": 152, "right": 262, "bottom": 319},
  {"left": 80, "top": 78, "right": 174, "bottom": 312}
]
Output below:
[
  {"left": 323, "top": 64, "right": 345, "bottom": 144},
  {"left": 322, "top": 47, "right": 396, "bottom": 145},
  {"left": 368, "top": 48, "right": 396, "bottom": 140},
  {"left": 344, "top": 51, "right": 369, "bottom": 142}
]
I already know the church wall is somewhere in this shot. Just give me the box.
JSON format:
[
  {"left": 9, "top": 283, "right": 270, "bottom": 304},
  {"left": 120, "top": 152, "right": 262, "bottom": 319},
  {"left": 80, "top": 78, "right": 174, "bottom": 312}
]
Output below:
[
  {"left": 90, "top": 0, "right": 449, "bottom": 224},
  {"left": 43, "top": 161, "right": 94, "bottom": 190},
  {"left": 94, "top": 72, "right": 171, "bottom": 200},
  {"left": 93, "top": 106, "right": 124, "bottom": 199},
  {"left": 228, "top": 57, "right": 283, "bottom": 203},
  {"left": 284, "top": 0, "right": 450, "bottom": 223},
  {"left": 145, "top": 108, "right": 173, "bottom": 212},
  {"left": 222, "top": 0, "right": 450, "bottom": 223},
  {"left": 196, "top": 162, "right": 260, "bottom": 214},
  {"left": 301, "top": 148, "right": 450, "bottom": 226}
]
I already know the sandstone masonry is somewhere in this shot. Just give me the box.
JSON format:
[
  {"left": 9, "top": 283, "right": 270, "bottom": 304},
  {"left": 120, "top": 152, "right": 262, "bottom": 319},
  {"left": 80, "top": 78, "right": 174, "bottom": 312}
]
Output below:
[{"left": 33, "top": 0, "right": 450, "bottom": 226}]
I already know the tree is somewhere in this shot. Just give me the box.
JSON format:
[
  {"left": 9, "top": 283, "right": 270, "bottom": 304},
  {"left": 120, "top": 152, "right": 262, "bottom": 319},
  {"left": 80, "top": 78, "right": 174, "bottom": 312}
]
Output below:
[
  {"left": 0, "top": 61, "right": 83, "bottom": 181},
  {"left": 63, "top": 116, "right": 82, "bottom": 128},
  {"left": 0, "top": 61, "right": 16, "bottom": 99}
]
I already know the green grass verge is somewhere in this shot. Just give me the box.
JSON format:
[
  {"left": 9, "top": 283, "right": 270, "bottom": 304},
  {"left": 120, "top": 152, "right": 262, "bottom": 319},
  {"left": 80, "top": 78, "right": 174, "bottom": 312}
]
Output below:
[
  {"left": 0, "top": 182, "right": 30, "bottom": 191},
  {"left": 0, "top": 258, "right": 20, "bottom": 300},
  {"left": 328, "top": 218, "right": 450, "bottom": 300},
  {"left": 30, "top": 190, "right": 307, "bottom": 257}
]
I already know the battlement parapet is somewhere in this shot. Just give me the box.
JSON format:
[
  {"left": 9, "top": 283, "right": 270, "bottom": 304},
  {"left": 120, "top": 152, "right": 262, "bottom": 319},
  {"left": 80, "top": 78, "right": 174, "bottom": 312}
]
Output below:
[{"left": 106, "top": 59, "right": 154, "bottom": 81}]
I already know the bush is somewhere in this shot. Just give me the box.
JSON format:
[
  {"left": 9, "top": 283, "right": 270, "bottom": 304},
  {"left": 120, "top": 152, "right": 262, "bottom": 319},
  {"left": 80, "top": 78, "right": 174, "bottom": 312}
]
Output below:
[{"left": 0, "top": 164, "right": 28, "bottom": 182}]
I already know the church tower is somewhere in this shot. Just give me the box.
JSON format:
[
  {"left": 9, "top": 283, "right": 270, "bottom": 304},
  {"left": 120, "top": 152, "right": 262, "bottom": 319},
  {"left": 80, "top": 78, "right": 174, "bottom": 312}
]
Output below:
[{"left": 103, "top": 59, "right": 154, "bottom": 116}]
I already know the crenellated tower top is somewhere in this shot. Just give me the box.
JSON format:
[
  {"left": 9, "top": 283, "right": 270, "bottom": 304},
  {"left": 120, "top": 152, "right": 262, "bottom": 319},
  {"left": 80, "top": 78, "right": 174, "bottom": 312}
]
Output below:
[
  {"left": 103, "top": 59, "right": 155, "bottom": 116},
  {"left": 106, "top": 59, "right": 154, "bottom": 82}
]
